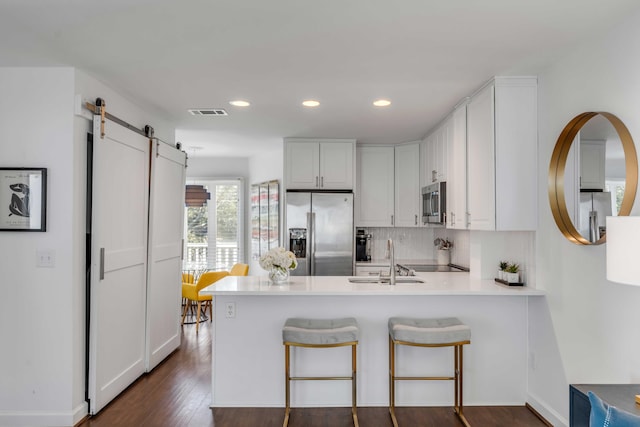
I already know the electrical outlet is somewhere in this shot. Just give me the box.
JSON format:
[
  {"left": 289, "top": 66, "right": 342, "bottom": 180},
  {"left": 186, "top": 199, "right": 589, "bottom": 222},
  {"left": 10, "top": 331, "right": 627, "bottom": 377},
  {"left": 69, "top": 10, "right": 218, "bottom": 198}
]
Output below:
[
  {"left": 225, "top": 302, "right": 236, "bottom": 318},
  {"left": 36, "top": 249, "right": 56, "bottom": 268}
]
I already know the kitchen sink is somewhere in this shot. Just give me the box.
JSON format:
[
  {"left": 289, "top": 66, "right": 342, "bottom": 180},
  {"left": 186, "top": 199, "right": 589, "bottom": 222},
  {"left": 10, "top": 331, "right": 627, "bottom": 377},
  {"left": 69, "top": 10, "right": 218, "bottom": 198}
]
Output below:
[{"left": 348, "top": 277, "right": 425, "bottom": 284}]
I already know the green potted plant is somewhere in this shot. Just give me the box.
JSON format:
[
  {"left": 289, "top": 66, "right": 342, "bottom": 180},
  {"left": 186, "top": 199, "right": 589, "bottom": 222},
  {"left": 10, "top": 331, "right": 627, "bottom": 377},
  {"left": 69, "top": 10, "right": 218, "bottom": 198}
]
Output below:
[
  {"left": 504, "top": 263, "right": 520, "bottom": 283},
  {"left": 498, "top": 261, "right": 508, "bottom": 280}
]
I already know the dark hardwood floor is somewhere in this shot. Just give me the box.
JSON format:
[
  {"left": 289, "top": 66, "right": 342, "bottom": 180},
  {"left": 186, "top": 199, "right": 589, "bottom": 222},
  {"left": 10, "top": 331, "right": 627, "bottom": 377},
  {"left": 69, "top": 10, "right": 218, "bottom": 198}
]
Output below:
[{"left": 78, "top": 321, "right": 549, "bottom": 427}]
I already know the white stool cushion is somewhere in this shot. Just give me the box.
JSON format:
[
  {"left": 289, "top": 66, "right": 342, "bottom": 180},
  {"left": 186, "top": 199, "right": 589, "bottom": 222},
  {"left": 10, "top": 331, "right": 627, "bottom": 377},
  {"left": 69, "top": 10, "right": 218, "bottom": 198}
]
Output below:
[
  {"left": 283, "top": 317, "right": 359, "bottom": 345},
  {"left": 389, "top": 317, "right": 470, "bottom": 345}
]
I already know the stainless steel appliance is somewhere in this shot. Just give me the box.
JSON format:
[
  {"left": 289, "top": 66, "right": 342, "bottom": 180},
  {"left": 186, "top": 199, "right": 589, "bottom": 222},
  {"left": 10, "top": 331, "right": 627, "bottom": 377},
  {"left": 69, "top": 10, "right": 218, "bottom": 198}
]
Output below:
[
  {"left": 355, "top": 228, "right": 371, "bottom": 262},
  {"left": 286, "top": 191, "right": 354, "bottom": 276},
  {"left": 422, "top": 182, "right": 446, "bottom": 224},
  {"left": 579, "top": 191, "right": 612, "bottom": 242}
]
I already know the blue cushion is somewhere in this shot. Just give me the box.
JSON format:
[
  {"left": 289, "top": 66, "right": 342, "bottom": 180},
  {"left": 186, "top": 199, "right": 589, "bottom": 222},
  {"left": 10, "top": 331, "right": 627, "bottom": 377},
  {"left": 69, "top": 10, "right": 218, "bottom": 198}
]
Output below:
[{"left": 588, "top": 391, "right": 640, "bottom": 427}]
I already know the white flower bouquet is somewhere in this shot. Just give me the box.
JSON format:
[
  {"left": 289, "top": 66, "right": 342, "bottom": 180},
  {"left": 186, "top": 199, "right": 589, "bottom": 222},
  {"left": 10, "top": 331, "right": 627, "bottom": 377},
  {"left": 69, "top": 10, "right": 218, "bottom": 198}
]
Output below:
[{"left": 259, "top": 247, "right": 298, "bottom": 273}]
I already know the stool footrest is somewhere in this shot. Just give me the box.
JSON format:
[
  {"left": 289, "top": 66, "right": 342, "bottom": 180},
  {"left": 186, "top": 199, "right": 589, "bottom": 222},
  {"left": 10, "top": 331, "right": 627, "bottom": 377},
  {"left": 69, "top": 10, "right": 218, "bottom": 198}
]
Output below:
[
  {"left": 290, "top": 376, "right": 353, "bottom": 381},
  {"left": 393, "top": 376, "right": 455, "bottom": 381}
]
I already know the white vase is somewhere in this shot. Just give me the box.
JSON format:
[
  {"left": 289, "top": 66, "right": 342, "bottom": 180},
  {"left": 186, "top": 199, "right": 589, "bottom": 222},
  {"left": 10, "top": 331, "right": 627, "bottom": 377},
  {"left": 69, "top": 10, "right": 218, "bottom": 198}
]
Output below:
[
  {"left": 498, "top": 270, "right": 504, "bottom": 280},
  {"left": 268, "top": 268, "right": 289, "bottom": 284},
  {"left": 505, "top": 272, "right": 519, "bottom": 283},
  {"left": 436, "top": 249, "right": 451, "bottom": 266}
]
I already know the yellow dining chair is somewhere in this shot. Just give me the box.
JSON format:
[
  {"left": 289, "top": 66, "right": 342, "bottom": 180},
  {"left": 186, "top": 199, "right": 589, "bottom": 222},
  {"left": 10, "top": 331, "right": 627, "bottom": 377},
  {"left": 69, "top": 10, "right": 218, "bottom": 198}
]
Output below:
[
  {"left": 229, "top": 263, "right": 249, "bottom": 276},
  {"left": 181, "top": 270, "right": 229, "bottom": 333}
]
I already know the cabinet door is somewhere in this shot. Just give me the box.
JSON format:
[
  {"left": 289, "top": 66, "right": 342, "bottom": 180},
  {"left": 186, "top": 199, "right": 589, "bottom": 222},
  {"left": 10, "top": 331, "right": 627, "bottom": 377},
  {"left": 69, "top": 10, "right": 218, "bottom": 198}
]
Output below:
[
  {"left": 494, "top": 78, "right": 537, "bottom": 230},
  {"left": 580, "top": 139, "right": 606, "bottom": 191},
  {"left": 435, "top": 122, "right": 449, "bottom": 182},
  {"left": 320, "top": 142, "right": 353, "bottom": 189},
  {"left": 285, "top": 142, "right": 320, "bottom": 189},
  {"left": 448, "top": 104, "right": 467, "bottom": 229},
  {"left": 356, "top": 146, "right": 394, "bottom": 226},
  {"left": 467, "top": 84, "right": 496, "bottom": 230},
  {"left": 423, "top": 134, "right": 437, "bottom": 185},
  {"left": 394, "top": 143, "right": 421, "bottom": 227}
]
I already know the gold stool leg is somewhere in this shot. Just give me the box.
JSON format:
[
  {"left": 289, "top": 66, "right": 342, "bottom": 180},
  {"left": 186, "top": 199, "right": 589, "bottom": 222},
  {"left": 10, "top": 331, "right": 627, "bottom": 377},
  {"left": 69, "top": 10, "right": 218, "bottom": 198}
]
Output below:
[
  {"left": 455, "top": 344, "right": 471, "bottom": 427},
  {"left": 352, "top": 343, "right": 359, "bottom": 427},
  {"left": 389, "top": 335, "right": 398, "bottom": 427},
  {"left": 283, "top": 344, "right": 291, "bottom": 427}
]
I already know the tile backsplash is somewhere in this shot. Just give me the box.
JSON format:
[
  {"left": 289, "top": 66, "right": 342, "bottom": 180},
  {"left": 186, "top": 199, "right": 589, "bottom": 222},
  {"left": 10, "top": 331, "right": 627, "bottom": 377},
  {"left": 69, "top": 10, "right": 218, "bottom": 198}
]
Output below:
[
  {"left": 360, "top": 227, "right": 470, "bottom": 267},
  {"left": 357, "top": 227, "right": 534, "bottom": 285}
]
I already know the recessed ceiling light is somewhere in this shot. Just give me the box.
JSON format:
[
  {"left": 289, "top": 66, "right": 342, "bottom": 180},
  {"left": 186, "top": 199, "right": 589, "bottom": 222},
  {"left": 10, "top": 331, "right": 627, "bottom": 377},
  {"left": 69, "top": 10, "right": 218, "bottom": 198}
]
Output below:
[
  {"left": 302, "top": 100, "right": 320, "bottom": 107},
  {"left": 229, "top": 100, "right": 250, "bottom": 107},
  {"left": 373, "top": 99, "right": 391, "bottom": 107}
]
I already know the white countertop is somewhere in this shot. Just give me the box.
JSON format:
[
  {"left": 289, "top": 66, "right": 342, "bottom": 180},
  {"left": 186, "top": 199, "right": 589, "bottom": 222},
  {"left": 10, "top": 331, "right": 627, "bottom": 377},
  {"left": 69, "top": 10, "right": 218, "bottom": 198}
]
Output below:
[{"left": 201, "top": 272, "right": 545, "bottom": 296}]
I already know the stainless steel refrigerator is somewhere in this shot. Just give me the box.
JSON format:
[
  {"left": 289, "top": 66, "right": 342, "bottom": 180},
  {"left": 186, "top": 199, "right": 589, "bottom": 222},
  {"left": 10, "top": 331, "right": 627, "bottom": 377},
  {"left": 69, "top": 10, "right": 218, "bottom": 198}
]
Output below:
[
  {"left": 579, "top": 191, "right": 613, "bottom": 242},
  {"left": 286, "top": 192, "right": 353, "bottom": 276}
]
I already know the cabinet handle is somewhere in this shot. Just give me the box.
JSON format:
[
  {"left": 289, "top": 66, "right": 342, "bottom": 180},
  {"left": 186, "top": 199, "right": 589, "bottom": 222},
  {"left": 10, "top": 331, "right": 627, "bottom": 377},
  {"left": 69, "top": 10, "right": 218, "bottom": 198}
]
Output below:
[
  {"left": 391, "top": 215, "right": 394, "bottom": 226},
  {"left": 451, "top": 212, "right": 455, "bottom": 226},
  {"left": 315, "top": 176, "right": 319, "bottom": 187},
  {"left": 415, "top": 214, "right": 418, "bottom": 225},
  {"left": 99, "top": 248, "right": 105, "bottom": 280},
  {"left": 321, "top": 176, "right": 324, "bottom": 187},
  {"left": 432, "top": 170, "right": 437, "bottom": 182}
]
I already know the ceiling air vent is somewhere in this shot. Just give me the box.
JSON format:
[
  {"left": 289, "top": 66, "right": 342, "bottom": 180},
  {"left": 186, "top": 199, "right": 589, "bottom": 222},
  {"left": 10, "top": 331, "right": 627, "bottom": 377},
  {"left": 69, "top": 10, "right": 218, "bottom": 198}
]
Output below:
[{"left": 188, "top": 108, "right": 228, "bottom": 116}]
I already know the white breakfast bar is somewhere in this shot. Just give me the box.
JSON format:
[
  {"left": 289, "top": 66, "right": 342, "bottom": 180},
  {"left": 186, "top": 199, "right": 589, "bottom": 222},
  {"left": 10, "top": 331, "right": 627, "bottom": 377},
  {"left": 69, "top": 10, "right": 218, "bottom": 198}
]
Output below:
[{"left": 200, "top": 273, "right": 545, "bottom": 408}]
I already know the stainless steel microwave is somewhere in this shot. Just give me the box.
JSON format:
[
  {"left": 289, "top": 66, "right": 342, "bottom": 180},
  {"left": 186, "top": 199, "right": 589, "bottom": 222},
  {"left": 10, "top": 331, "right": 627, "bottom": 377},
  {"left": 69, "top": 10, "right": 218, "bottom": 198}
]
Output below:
[{"left": 422, "top": 182, "right": 446, "bottom": 224}]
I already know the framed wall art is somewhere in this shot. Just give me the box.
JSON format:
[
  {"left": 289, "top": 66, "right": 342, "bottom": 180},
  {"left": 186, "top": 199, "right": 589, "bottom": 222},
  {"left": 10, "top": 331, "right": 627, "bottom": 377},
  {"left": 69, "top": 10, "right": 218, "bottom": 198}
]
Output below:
[{"left": 0, "top": 168, "right": 47, "bottom": 231}]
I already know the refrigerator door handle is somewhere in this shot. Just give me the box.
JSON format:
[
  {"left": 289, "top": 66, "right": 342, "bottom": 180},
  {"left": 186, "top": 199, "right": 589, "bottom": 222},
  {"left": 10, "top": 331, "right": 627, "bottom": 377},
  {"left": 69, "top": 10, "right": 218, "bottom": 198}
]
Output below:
[
  {"left": 306, "top": 212, "right": 313, "bottom": 275},
  {"left": 310, "top": 212, "right": 316, "bottom": 276}
]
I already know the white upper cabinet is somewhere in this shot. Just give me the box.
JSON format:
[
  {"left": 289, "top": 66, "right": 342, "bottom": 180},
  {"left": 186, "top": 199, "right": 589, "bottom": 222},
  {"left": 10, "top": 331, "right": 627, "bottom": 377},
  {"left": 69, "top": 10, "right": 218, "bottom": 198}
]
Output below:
[
  {"left": 356, "top": 146, "right": 395, "bottom": 226},
  {"left": 466, "top": 76, "right": 537, "bottom": 231},
  {"left": 421, "top": 121, "right": 449, "bottom": 186},
  {"left": 580, "top": 139, "right": 606, "bottom": 191},
  {"left": 447, "top": 102, "right": 468, "bottom": 229},
  {"left": 284, "top": 139, "right": 355, "bottom": 190},
  {"left": 395, "top": 143, "right": 421, "bottom": 227}
]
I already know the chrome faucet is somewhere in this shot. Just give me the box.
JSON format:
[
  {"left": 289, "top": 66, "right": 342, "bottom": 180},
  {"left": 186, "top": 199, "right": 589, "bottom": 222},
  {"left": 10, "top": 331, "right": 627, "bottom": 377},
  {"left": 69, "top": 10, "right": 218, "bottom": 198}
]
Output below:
[{"left": 386, "top": 239, "right": 396, "bottom": 286}]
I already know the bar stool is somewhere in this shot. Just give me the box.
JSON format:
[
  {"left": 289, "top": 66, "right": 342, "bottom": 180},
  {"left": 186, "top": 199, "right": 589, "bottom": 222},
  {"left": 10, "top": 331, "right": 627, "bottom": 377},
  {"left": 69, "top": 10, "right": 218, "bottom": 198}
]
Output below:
[
  {"left": 388, "top": 317, "right": 471, "bottom": 427},
  {"left": 282, "top": 317, "right": 359, "bottom": 427}
]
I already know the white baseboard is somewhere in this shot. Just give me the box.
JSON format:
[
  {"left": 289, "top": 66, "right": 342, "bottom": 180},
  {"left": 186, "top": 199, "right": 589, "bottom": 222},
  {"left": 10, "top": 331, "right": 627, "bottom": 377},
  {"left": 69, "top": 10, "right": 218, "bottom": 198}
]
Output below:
[
  {"left": 73, "top": 401, "right": 89, "bottom": 426},
  {"left": 527, "top": 393, "right": 568, "bottom": 427},
  {"left": 0, "top": 402, "right": 87, "bottom": 427}
]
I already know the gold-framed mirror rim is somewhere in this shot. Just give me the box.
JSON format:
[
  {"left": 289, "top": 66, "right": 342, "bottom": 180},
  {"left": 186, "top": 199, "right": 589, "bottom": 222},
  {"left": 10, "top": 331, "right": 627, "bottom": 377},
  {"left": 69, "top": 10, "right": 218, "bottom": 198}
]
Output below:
[{"left": 548, "top": 111, "right": 638, "bottom": 245}]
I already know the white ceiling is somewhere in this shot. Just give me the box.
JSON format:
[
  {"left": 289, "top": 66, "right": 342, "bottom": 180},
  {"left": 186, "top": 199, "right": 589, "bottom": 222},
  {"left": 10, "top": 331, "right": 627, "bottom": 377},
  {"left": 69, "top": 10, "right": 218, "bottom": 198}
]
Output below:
[{"left": 1, "top": 0, "right": 639, "bottom": 158}]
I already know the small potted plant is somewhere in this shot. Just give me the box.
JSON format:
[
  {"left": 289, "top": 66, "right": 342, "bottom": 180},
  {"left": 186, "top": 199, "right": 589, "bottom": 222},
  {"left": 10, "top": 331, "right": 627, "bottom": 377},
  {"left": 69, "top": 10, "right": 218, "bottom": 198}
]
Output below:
[
  {"left": 498, "top": 261, "right": 508, "bottom": 280},
  {"left": 434, "top": 238, "right": 453, "bottom": 265},
  {"left": 504, "top": 263, "right": 520, "bottom": 283}
]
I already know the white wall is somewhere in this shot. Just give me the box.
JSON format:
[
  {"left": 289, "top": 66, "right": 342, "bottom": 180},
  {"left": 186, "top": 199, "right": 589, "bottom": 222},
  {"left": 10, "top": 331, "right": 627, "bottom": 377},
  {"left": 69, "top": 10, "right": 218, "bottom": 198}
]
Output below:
[
  {"left": 529, "top": 7, "right": 640, "bottom": 425},
  {"left": 0, "top": 67, "right": 76, "bottom": 427},
  {"left": 185, "top": 156, "right": 248, "bottom": 178},
  {"left": 0, "top": 67, "right": 175, "bottom": 427}
]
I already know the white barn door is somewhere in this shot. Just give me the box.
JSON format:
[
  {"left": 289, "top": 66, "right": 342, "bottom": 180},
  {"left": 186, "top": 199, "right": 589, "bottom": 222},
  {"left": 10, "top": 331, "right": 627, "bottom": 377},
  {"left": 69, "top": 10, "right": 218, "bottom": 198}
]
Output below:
[
  {"left": 88, "top": 115, "right": 150, "bottom": 414},
  {"left": 145, "top": 141, "right": 186, "bottom": 371}
]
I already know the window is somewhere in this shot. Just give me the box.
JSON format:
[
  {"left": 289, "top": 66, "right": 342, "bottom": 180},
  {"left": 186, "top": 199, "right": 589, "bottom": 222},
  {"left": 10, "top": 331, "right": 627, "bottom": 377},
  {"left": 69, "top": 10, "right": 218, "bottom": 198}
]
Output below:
[{"left": 183, "top": 179, "right": 244, "bottom": 271}]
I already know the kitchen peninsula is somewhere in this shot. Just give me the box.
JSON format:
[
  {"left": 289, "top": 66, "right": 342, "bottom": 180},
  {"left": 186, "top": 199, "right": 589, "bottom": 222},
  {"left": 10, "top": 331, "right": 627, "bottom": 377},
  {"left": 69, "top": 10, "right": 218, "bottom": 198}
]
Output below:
[{"left": 200, "top": 273, "right": 544, "bottom": 409}]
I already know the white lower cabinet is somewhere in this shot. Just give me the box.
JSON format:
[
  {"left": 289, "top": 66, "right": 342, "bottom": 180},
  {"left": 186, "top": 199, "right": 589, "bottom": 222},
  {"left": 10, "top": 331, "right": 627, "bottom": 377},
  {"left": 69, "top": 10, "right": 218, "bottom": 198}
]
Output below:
[{"left": 355, "top": 265, "right": 390, "bottom": 276}]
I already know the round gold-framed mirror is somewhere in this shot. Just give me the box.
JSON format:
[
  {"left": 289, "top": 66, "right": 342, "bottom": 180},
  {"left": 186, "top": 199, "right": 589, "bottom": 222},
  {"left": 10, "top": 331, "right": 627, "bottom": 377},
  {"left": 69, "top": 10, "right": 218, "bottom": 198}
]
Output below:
[{"left": 549, "top": 112, "right": 638, "bottom": 245}]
